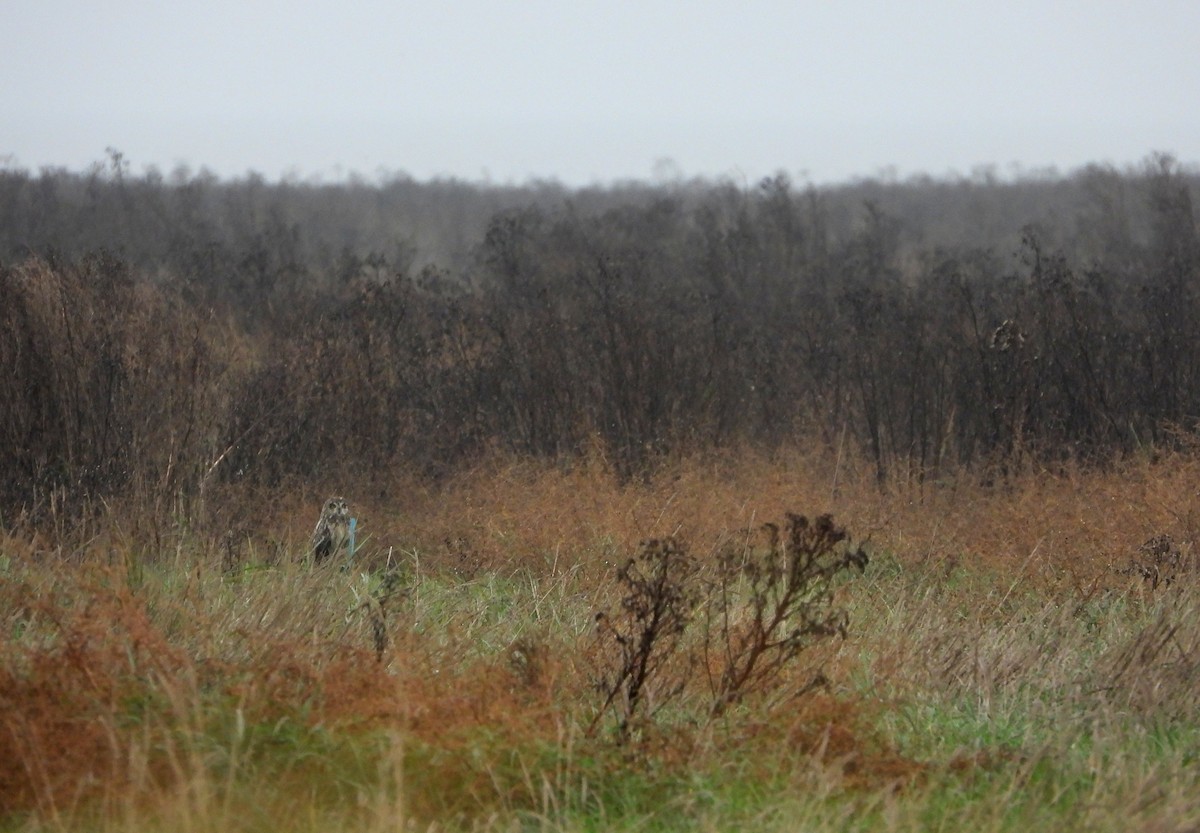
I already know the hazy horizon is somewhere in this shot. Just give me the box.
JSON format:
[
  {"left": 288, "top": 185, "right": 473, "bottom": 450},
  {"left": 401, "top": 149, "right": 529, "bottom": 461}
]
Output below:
[{"left": 4, "top": 1, "right": 1199, "bottom": 187}]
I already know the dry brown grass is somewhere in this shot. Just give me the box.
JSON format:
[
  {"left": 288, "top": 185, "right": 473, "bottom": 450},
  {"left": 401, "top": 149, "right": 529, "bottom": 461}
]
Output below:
[
  {"left": 3, "top": 445, "right": 1200, "bottom": 830},
  {"left": 368, "top": 442, "right": 1200, "bottom": 590}
]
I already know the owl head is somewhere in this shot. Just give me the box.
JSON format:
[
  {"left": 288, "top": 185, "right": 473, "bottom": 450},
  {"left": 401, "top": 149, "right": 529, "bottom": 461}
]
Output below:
[{"left": 323, "top": 496, "right": 350, "bottom": 520}]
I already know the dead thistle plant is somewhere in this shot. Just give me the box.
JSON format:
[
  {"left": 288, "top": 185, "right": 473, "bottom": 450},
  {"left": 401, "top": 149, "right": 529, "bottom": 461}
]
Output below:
[
  {"left": 590, "top": 537, "right": 700, "bottom": 740},
  {"left": 590, "top": 515, "right": 868, "bottom": 739},
  {"left": 705, "top": 513, "right": 868, "bottom": 716}
]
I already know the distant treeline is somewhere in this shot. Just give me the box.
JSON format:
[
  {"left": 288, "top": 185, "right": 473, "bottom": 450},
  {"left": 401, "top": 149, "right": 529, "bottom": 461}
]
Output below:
[{"left": 1, "top": 152, "right": 1198, "bottom": 519}]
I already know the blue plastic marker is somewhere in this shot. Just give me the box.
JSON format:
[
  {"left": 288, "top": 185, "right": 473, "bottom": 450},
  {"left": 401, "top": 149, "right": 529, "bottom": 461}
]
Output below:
[{"left": 348, "top": 517, "right": 357, "bottom": 562}]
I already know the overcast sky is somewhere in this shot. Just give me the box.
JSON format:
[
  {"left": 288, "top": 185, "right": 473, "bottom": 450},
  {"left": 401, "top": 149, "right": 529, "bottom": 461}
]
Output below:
[{"left": 3, "top": 0, "right": 1198, "bottom": 186}]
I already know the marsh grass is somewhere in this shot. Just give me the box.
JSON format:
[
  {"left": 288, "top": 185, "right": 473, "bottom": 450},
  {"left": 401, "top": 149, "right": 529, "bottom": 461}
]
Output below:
[{"left": 4, "top": 449, "right": 1200, "bottom": 831}]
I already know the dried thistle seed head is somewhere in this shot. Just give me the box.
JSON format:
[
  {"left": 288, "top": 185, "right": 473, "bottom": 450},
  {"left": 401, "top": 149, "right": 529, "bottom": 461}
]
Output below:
[
  {"left": 785, "top": 513, "right": 809, "bottom": 532},
  {"left": 1139, "top": 534, "right": 1175, "bottom": 560},
  {"left": 814, "top": 514, "right": 841, "bottom": 539},
  {"left": 990, "top": 319, "right": 1026, "bottom": 352},
  {"left": 1125, "top": 533, "right": 1192, "bottom": 588}
]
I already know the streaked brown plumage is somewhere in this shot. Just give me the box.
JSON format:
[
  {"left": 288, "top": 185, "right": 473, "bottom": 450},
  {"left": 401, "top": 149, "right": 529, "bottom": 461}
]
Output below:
[{"left": 310, "top": 496, "right": 350, "bottom": 563}]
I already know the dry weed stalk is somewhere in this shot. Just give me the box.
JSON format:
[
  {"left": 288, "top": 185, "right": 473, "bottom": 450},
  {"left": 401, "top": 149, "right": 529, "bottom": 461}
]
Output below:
[
  {"left": 360, "top": 556, "right": 408, "bottom": 662},
  {"left": 707, "top": 513, "right": 868, "bottom": 716},
  {"left": 1120, "top": 533, "right": 1197, "bottom": 589},
  {"left": 590, "top": 514, "right": 868, "bottom": 739},
  {"left": 590, "top": 537, "right": 700, "bottom": 740}
]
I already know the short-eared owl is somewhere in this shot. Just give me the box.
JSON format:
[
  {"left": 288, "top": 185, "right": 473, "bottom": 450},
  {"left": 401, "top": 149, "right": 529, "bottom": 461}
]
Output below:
[{"left": 311, "top": 496, "right": 351, "bottom": 563}]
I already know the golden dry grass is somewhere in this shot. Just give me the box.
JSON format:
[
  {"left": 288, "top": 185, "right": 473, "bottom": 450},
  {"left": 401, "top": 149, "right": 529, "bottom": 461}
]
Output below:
[
  {"left": 3, "top": 444, "right": 1200, "bottom": 831},
  {"left": 379, "top": 442, "right": 1200, "bottom": 587}
]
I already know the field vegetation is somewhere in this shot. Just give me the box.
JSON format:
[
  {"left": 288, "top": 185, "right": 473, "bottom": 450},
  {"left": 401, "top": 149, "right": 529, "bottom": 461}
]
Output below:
[{"left": 1, "top": 152, "right": 1199, "bottom": 830}]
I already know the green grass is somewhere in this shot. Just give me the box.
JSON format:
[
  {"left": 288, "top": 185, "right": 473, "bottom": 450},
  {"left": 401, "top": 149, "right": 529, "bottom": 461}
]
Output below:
[{"left": 3, "top": 528, "right": 1200, "bottom": 833}]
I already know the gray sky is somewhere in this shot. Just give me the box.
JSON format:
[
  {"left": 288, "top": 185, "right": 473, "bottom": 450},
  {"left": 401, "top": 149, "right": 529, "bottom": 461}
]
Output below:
[{"left": 3, "top": 0, "right": 1198, "bottom": 185}]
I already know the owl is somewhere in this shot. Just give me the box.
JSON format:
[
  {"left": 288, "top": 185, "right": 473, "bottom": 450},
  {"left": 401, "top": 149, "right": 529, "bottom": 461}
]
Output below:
[{"left": 310, "top": 496, "right": 351, "bottom": 563}]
